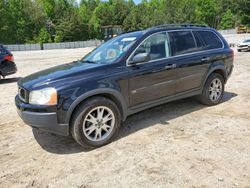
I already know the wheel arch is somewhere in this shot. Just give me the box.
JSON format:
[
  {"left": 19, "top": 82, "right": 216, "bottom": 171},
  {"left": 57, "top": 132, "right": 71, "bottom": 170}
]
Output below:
[
  {"left": 202, "top": 64, "right": 227, "bottom": 88},
  {"left": 65, "top": 89, "right": 128, "bottom": 126}
]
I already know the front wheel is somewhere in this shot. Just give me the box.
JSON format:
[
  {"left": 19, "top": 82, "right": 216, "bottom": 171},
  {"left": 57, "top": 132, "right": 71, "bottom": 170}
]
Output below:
[
  {"left": 199, "top": 73, "right": 225, "bottom": 106},
  {"left": 71, "top": 97, "right": 121, "bottom": 148}
]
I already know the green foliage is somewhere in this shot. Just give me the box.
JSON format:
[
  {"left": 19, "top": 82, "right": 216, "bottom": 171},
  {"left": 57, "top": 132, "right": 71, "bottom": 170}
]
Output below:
[
  {"left": 195, "top": 0, "right": 219, "bottom": 28},
  {"left": 35, "top": 28, "right": 52, "bottom": 44},
  {"left": 55, "top": 11, "right": 89, "bottom": 42},
  {"left": 0, "top": 0, "right": 249, "bottom": 44},
  {"left": 237, "top": 0, "right": 250, "bottom": 26},
  {"left": 220, "top": 10, "right": 235, "bottom": 29}
]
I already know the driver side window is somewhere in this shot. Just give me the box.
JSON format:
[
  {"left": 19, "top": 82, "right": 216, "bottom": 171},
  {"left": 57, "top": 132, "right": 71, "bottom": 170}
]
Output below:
[{"left": 131, "top": 32, "right": 170, "bottom": 62}]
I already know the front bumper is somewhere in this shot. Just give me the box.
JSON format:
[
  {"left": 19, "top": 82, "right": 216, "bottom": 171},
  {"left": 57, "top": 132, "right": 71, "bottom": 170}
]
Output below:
[{"left": 15, "top": 95, "right": 69, "bottom": 136}]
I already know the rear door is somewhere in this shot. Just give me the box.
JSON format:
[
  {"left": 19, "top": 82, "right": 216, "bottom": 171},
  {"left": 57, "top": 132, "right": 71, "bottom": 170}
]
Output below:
[{"left": 167, "top": 30, "right": 208, "bottom": 93}]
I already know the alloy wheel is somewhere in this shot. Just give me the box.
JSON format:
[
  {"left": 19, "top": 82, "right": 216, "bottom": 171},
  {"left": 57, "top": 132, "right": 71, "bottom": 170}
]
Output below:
[
  {"left": 83, "top": 106, "right": 115, "bottom": 142},
  {"left": 209, "top": 78, "right": 222, "bottom": 102}
]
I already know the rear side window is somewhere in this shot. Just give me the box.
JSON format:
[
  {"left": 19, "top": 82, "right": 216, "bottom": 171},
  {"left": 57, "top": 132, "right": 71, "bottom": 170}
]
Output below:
[
  {"left": 168, "top": 31, "right": 196, "bottom": 56},
  {"left": 193, "top": 31, "right": 223, "bottom": 50}
]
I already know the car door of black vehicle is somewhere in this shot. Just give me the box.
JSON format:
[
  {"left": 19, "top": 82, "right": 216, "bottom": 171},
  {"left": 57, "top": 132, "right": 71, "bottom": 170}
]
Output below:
[
  {"left": 127, "top": 32, "right": 177, "bottom": 107},
  {"left": 168, "top": 30, "right": 212, "bottom": 93}
]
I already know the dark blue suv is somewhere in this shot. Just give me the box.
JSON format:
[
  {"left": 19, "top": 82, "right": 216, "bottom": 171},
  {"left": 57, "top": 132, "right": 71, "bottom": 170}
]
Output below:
[{"left": 16, "top": 24, "right": 234, "bottom": 148}]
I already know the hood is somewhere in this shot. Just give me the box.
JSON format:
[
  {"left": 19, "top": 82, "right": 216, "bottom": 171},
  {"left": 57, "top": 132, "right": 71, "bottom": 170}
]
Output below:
[{"left": 18, "top": 61, "right": 101, "bottom": 90}]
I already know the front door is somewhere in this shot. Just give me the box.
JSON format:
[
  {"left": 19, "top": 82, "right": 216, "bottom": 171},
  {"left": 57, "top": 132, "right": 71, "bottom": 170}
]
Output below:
[{"left": 127, "top": 32, "right": 177, "bottom": 107}]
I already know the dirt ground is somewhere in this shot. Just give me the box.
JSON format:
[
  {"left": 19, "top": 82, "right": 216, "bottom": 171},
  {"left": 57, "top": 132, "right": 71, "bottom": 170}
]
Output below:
[{"left": 0, "top": 47, "right": 249, "bottom": 188}]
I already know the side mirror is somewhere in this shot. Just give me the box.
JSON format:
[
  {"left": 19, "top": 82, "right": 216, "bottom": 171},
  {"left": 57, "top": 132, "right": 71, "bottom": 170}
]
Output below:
[{"left": 129, "top": 53, "right": 150, "bottom": 65}]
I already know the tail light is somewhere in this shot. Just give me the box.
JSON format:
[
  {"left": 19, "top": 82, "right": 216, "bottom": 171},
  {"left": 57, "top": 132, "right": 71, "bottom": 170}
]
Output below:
[{"left": 4, "top": 55, "right": 14, "bottom": 62}]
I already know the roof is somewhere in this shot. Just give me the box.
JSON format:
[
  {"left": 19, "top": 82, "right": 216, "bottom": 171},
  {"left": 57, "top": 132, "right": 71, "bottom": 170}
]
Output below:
[
  {"left": 115, "top": 24, "right": 215, "bottom": 39},
  {"left": 143, "top": 24, "right": 214, "bottom": 35}
]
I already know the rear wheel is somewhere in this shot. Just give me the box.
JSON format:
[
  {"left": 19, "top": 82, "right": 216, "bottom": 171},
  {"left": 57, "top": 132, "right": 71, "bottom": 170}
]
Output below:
[
  {"left": 199, "top": 73, "right": 224, "bottom": 106},
  {"left": 238, "top": 49, "right": 241, "bottom": 52},
  {"left": 71, "top": 97, "right": 121, "bottom": 148}
]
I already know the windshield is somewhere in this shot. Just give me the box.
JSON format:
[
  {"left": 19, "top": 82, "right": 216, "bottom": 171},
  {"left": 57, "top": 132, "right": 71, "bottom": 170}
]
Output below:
[
  {"left": 243, "top": 39, "right": 250, "bottom": 43},
  {"left": 82, "top": 32, "right": 143, "bottom": 64}
]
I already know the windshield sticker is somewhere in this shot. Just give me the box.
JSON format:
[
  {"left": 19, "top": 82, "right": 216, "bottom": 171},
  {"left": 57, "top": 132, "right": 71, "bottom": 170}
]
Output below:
[{"left": 121, "top": 37, "right": 136, "bottom": 42}]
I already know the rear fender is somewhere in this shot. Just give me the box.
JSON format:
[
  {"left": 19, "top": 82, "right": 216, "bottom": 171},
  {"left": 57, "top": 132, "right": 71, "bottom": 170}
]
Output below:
[{"left": 202, "top": 62, "right": 227, "bottom": 88}]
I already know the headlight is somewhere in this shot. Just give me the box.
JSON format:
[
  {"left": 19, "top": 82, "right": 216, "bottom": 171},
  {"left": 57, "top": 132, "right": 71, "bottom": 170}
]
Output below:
[{"left": 29, "top": 88, "right": 57, "bottom": 105}]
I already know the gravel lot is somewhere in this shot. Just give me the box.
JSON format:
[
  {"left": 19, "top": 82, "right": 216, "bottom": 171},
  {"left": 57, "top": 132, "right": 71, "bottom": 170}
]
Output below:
[{"left": 0, "top": 47, "right": 250, "bottom": 188}]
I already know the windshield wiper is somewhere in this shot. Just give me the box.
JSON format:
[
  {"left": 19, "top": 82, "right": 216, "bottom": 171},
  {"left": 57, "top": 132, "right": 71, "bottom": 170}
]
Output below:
[{"left": 81, "top": 60, "right": 96, "bottom": 64}]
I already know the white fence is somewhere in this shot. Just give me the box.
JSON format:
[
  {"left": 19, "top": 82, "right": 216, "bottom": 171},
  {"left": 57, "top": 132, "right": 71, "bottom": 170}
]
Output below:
[
  {"left": 218, "top": 29, "right": 236, "bottom": 35},
  {"left": 222, "top": 34, "right": 250, "bottom": 45},
  {"left": 5, "top": 44, "right": 41, "bottom": 51},
  {"left": 5, "top": 39, "right": 102, "bottom": 51},
  {"left": 43, "top": 40, "right": 102, "bottom": 50},
  {"left": 218, "top": 29, "right": 250, "bottom": 44}
]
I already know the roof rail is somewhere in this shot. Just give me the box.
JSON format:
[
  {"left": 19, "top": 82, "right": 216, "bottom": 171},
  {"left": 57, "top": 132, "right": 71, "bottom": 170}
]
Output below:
[{"left": 148, "top": 24, "right": 208, "bottom": 30}]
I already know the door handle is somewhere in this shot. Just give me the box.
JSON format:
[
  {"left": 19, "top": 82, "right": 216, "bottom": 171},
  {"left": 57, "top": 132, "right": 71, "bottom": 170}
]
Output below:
[
  {"left": 201, "top": 57, "right": 210, "bottom": 61},
  {"left": 165, "top": 64, "right": 176, "bottom": 69}
]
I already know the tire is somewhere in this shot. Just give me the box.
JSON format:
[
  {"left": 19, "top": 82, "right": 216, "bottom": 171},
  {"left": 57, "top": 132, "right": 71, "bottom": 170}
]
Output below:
[
  {"left": 238, "top": 49, "right": 241, "bottom": 52},
  {"left": 71, "top": 96, "right": 121, "bottom": 148},
  {"left": 199, "top": 73, "right": 225, "bottom": 106}
]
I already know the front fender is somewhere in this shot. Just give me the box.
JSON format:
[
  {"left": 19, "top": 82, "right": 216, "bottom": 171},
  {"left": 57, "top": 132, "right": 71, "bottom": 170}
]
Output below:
[{"left": 65, "top": 88, "right": 128, "bottom": 125}]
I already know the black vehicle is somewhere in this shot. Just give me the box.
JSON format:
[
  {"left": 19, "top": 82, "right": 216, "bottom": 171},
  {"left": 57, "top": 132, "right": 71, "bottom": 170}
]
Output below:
[
  {"left": 0, "top": 45, "right": 17, "bottom": 80},
  {"left": 16, "top": 24, "right": 234, "bottom": 148}
]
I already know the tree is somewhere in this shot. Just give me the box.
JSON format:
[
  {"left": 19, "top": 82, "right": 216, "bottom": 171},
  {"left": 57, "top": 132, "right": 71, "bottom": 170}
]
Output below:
[
  {"left": 56, "top": 11, "right": 89, "bottom": 41},
  {"left": 54, "top": 31, "right": 63, "bottom": 42},
  {"left": 35, "top": 28, "right": 52, "bottom": 44},
  {"left": 195, "top": 0, "right": 219, "bottom": 28},
  {"left": 220, "top": 10, "right": 235, "bottom": 29},
  {"left": 0, "top": 0, "right": 12, "bottom": 43},
  {"left": 0, "top": 0, "right": 249, "bottom": 44},
  {"left": 237, "top": 0, "right": 250, "bottom": 26}
]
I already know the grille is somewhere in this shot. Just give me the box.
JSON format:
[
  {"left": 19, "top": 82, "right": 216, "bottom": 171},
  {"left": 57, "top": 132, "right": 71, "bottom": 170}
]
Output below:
[{"left": 18, "top": 87, "right": 28, "bottom": 102}]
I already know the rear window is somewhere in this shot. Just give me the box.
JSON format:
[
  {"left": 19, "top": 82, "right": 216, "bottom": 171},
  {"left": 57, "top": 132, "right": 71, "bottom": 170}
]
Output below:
[
  {"left": 168, "top": 31, "right": 196, "bottom": 56},
  {"left": 0, "top": 45, "right": 11, "bottom": 56},
  {"left": 193, "top": 31, "right": 223, "bottom": 50}
]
